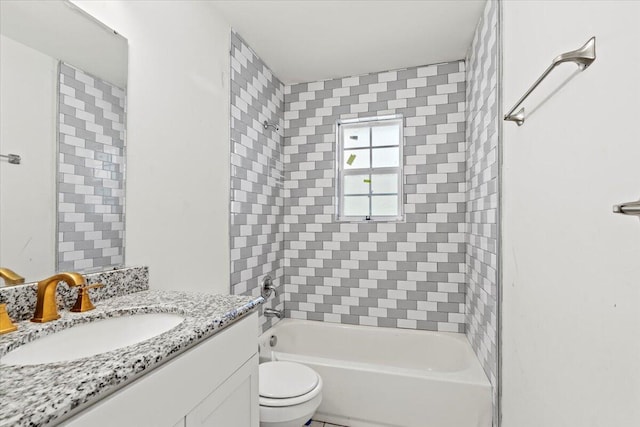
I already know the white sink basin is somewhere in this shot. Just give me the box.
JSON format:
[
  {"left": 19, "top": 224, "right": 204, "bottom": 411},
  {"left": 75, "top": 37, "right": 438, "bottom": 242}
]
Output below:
[{"left": 1, "top": 313, "right": 185, "bottom": 366}]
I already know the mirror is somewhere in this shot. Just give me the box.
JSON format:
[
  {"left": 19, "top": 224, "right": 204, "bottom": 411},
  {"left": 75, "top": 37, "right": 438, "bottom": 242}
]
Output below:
[{"left": 0, "top": 0, "right": 128, "bottom": 285}]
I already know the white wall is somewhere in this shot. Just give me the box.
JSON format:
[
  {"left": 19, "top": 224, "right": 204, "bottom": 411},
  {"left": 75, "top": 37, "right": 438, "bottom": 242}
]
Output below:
[
  {"left": 72, "top": 1, "right": 232, "bottom": 294},
  {"left": 0, "top": 35, "right": 57, "bottom": 283},
  {"left": 1, "top": 0, "right": 127, "bottom": 88},
  {"left": 502, "top": 2, "right": 640, "bottom": 426}
]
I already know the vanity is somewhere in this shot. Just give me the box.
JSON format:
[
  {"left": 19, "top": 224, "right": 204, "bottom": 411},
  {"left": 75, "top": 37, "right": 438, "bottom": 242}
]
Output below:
[
  {"left": 61, "top": 294, "right": 261, "bottom": 427},
  {"left": 0, "top": 272, "right": 264, "bottom": 426}
]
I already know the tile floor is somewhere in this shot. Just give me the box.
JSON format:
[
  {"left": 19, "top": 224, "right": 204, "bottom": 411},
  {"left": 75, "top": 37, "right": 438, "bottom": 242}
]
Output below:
[{"left": 309, "top": 421, "right": 348, "bottom": 427}]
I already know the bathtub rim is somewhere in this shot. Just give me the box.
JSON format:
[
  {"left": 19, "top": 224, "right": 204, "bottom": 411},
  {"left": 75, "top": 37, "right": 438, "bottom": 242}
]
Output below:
[{"left": 259, "top": 318, "right": 491, "bottom": 387}]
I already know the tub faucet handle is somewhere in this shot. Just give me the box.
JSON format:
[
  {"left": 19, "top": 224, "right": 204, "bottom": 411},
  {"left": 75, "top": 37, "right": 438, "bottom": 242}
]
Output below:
[{"left": 261, "top": 275, "right": 276, "bottom": 298}]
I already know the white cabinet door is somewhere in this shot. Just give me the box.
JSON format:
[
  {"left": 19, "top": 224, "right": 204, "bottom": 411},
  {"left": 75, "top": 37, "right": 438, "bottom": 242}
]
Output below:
[{"left": 186, "top": 354, "right": 259, "bottom": 427}]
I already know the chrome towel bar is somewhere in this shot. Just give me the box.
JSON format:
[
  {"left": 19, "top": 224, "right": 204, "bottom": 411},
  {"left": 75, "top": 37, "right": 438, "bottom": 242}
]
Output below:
[
  {"left": 613, "top": 200, "right": 640, "bottom": 216},
  {"left": 0, "top": 153, "right": 21, "bottom": 165},
  {"left": 504, "top": 37, "right": 596, "bottom": 126}
]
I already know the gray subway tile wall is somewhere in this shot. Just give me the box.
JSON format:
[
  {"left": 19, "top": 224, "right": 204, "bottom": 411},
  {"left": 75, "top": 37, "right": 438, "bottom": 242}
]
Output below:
[
  {"left": 57, "top": 63, "right": 126, "bottom": 272},
  {"left": 465, "top": 0, "right": 499, "bottom": 418},
  {"left": 230, "top": 20, "right": 499, "bottom": 423},
  {"left": 229, "top": 31, "right": 286, "bottom": 333},
  {"left": 284, "top": 62, "right": 468, "bottom": 332}
]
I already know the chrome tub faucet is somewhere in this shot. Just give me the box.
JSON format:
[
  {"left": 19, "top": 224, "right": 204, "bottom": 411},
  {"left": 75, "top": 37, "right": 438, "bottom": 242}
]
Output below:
[{"left": 264, "top": 308, "right": 284, "bottom": 319}]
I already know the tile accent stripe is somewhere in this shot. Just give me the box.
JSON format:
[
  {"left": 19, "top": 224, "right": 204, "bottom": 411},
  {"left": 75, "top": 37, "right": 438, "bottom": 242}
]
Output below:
[
  {"left": 465, "top": 0, "right": 499, "bottom": 421},
  {"left": 284, "top": 61, "right": 467, "bottom": 332},
  {"left": 229, "top": 31, "right": 285, "bottom": 333},
  {"left": 57, "top": 63, "right": 126, "bottom": 272}
]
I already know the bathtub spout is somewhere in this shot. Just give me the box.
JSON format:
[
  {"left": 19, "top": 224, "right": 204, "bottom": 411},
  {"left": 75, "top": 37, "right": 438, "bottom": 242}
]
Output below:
[{"left": 264, "top": 308, "right": 284, "bottom": 319}]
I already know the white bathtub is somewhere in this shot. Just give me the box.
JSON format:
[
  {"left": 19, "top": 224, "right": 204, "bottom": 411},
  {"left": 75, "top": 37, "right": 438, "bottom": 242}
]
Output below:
[{"left": 258, "top": 319, "right": 491, "bottom": 427}]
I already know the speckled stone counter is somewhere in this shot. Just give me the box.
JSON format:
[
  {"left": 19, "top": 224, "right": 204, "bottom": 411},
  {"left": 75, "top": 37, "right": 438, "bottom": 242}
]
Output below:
[
  {"left": 0, "top": 290, "right": 264, "bottom": 427},
  {"left": 0, "top": 266, "right": 150, "bottom": 321}
]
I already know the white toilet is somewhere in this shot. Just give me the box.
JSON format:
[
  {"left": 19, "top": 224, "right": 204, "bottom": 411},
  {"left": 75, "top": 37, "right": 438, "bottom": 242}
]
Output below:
[{"left": 259, "top": 361, "right": 323, "bottom": 427}]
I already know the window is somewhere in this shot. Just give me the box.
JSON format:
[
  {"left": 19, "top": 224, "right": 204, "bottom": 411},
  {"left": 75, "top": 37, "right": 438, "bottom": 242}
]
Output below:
[{"left": 336, "top": 115, "right": 404, "bottom": 221}]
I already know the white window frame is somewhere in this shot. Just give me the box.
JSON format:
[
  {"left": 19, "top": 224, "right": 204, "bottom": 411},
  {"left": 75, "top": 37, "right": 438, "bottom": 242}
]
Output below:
[{"left": 335, "top": 114, "right": 404, "bottom": 222}]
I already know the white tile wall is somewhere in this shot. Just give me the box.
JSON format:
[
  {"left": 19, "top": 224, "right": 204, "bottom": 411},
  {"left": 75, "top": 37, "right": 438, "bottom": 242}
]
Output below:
[{"left": 465, "top": 0, "right": 499, "bottom": 423}]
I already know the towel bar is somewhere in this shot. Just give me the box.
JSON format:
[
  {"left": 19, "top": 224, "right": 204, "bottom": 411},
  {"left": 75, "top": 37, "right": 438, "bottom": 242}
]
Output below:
[{"left": 504, "top": 37, "right": 596, "bottom": 126}]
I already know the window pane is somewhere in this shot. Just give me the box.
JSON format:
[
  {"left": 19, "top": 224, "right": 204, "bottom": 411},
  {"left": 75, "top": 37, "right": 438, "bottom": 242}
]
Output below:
[
  {"left": 371, "top": 195, "right": 398, "bottom": 216},
  {"left": 372, "top": 147, "right": 399, "bottom": 168},
  {"left": 344, "top": 174, "right": 370, "bottom": 195},
  {"left": 371, "top": 173, "right": 398, "bottom": 194},
  {"left": 372, "top": 124, "right": 399, "bottom": 147},
  {"left": 344, "top": 149, "right": 370, "bottom": 169},
  {"left": 344, "top": 196, "right": 370, "bottom": 216},
  {"left": 343, "top": 126, "right": 370, "bottom": 148}
]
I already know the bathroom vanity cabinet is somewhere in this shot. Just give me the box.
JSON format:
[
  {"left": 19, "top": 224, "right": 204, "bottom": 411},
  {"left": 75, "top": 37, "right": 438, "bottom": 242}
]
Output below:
[{"left": 62, "top": 312, "right": 259, "bottom": 427}]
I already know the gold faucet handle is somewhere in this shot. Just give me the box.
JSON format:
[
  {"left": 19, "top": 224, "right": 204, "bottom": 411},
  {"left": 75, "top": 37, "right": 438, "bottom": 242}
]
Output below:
[
  {"left": 0, "top": 303, "right": 17, "bottom": 335},
  {"left": 0, "top": 267, "right": 25, "bottom": 286},
  {"left": 70, "top": 283, "right": 104, "bottom": 313}
]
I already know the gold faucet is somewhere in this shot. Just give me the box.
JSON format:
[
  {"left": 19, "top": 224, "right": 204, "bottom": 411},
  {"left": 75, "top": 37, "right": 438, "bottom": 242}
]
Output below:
[
  {"left": 0, "top": 267, "right": 25, "bottom": 286},
  {"left": 31, "top": 272, "right": 87, "bottom": 323}
]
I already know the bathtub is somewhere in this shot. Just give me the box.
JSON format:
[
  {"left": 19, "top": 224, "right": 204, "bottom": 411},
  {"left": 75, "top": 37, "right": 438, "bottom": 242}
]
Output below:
[{"left": 258, "top": 319, "right": 491, "bottom": 427}]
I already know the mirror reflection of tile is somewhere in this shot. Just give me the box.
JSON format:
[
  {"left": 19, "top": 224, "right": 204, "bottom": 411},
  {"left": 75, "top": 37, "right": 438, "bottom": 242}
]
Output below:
[{"left": 57, "top": 62, "right": 126, "bottom": 272}]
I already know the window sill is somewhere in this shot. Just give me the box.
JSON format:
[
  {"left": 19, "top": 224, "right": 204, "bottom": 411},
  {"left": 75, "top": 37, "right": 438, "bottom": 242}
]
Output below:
[{"left": 335, "top": 215, "right": 406, "bottom": 223}]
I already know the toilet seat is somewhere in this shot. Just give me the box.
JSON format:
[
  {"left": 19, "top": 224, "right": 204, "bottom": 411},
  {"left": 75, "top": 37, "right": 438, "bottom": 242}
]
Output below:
[{"left": 259, "top": 361, "right": 323, "bottom": 407}]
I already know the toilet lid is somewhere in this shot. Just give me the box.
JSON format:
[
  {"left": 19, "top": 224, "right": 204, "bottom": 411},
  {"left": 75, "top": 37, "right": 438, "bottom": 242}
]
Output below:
[{"left": 259, "top": 361, "right": 319, "bottom": 399}]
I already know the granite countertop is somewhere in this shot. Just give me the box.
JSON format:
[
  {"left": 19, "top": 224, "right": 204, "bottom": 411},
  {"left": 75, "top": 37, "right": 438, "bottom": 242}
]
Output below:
[{"left": 0, "top": 290, "right": 264, "bottom": 427}]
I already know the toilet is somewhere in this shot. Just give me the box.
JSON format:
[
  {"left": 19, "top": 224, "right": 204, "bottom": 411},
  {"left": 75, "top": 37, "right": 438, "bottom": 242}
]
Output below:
[{"left": 259, "top": 361, "right": 323, "bottom": 427}]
